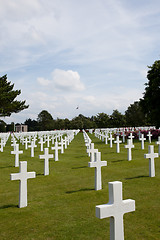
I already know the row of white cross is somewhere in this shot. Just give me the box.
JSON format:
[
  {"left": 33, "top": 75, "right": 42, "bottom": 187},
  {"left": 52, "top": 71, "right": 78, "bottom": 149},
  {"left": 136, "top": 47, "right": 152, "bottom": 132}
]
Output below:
[
  {"left": 85, "top": 128, "right": 160, "bottom": 240},
  {"left": 83, "top": 130, "right": 135, "bottom": 240},
  {"left": 0, "top": 130, "right": 80, "bottom": 209}
]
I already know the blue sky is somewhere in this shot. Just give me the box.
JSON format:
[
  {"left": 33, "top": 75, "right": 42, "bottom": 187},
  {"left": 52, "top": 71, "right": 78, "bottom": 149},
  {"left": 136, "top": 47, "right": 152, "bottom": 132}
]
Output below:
[{"left": 1, "top": 0, "right": 160, "bottom": 124}]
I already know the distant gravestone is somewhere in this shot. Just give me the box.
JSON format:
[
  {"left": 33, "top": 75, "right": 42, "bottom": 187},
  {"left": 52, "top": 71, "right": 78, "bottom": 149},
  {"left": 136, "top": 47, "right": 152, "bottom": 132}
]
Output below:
[
  {"left": 87, "top": 143, "right": 98, "bottom": 162},
  {"left": 28, "top": 140, "right": 37, "bottom": 157},
  {"left": 108, "top": 133, "right": 114, "bottom": 148},
  {"left": 39, "top": 148, "right": 53, "bottom": 175},
  {"left": 147, "top": 131, "right": 152, "bottom": 143},
  {"left": 38, "top": 137, "right": 45, "bottom": 152},
  {"left": 128, "top": 132, "right": 134, "bottom": 143},
  {"left": 10, "top": 161, "right": 36, "bottom": 208},
  {"left": 96, "top": 181, "right": 135, "bottom": 240},
  {"left": 139, "top": 134, "right": 146, "bottom": 150},
  {"left": 88, "top": 152, "right": 107, "bottom": 190},
  {"left": 11, "top": 144, "right": 23, "bottom": 167},
  {"left": 0, "top": 139, "right": 4, "bottom": 152},
  {"left": 51, "top": 142, "right": 61, "bottom": 161},
  {"left": 144, "top": 145, "right": 158, "bottom": 177},
  {"left": 114, "top": 136, "right": 122, "bottom": 153},
  {"left": 124, "top": 139, "right": 134, "bottom": 161}
]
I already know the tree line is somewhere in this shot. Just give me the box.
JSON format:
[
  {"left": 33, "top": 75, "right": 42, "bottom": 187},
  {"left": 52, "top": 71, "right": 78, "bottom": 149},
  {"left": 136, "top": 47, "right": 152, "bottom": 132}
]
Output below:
[{"left": 0, "top": 59, "right": 160, "bottom": 131}]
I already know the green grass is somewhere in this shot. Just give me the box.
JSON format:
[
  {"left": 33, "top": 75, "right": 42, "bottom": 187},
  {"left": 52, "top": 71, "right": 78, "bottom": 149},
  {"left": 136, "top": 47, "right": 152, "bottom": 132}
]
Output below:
[{"left": 0, "top": 132, "right": 160, "bottom": 240}]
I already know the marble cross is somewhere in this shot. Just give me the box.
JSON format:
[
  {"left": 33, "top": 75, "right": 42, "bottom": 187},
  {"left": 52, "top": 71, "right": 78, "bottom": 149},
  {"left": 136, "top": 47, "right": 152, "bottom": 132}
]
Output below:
[
  {"left": 28, "top": 140, "right": 37, "bottom": 157},
  {"left": 108, "top": 134, "right": 114, "bottom": 148},
  {"left": 96, "top": 181, "right": 135, "bottom": 240},
  {"left": 147, "top": 131, "right": 152, "bottom": 143},
  {"left": 114, "top": 136, "right": 122, "bottom": 153},
  {"left": 39, "top": 148, "right": 53, "bottom": 175},
  {"left": 88, "top": 152, "right": 107, "bottom": 190},
  {"left": 38, "top": 137, "right": 45, "bottom": 152},
  {"left": 139, "top": 134, "right": 146, "bottom": 150},
  {"left": 87, "top": 143, "right": 98, "bottom": 162},
  {"left": 10, "top": 161, "right": 36, "bottom": 208},
  {"left": 51, "top": 142, "right": 62, "bottom": 161},
  {"left": 144, "top": 145, "right": 158, "bottom": 177},
  {"left": 11, "top": 144, "right": 23, "bottom": 167},
  {"left": 124, "top": 139, "right": 134, "bottom": 161}
]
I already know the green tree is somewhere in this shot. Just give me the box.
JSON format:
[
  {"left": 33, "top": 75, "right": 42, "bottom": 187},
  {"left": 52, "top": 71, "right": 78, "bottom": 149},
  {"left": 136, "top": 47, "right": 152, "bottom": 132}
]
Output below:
[
  {"left": 125, "top": 101, "right": 146, "bottom": 127},
  {"left": 0, "top": 75, "right": 29, "bottom": 117},
  {"left": 37, "top": 110, "right": 54, "bottom": 130},
  {"left": 0, "top": 120, "right": 6, "bottom": 132},
  {"left": 24, "top": 118, "right": 39, "bottom": 131},
  {"left": 140, "top": 60, "right": 160, "bottom": 128},
  {"left": 109, "top": 109, "right": 126, "bottom": 127},
  {"left": 95, "top": 113, "right": 110, "bottom": 128}
]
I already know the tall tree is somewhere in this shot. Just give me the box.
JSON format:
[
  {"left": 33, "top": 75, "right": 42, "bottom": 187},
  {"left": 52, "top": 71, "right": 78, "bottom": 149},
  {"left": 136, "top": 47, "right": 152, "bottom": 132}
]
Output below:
[
  {"left": 140, "top": 60, "right": 160, "bottom": 127},
  {"left": 109, "top": 109, "right": 126, "bottom": 127},
  {"left": 37, "top": 110, "right": 54, "bottom": 130},
  {"left": 0, "top": 75, "right": 29, "bottom": 117},
  {"left": 125, "top": 101, "right": 146, "bottom": 127}
]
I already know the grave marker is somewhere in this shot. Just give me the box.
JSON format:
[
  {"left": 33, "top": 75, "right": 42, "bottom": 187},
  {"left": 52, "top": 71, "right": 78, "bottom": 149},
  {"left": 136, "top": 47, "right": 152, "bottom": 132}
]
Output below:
[
  {"left": 10, "top": 161, "right": 36, "bottom": 208},
  {"left": 88, "top": 152, "right": 107, "bottom": 190},
  {"left": 96, "top": 181, "right": 135, "bottom": 240},
  {"left": 124, "top": 139, "right": 134, "bottom": 161},
  {"left": 11, "top": 144, "right": 23, "bottom": 167},
  {"left": 144, "top": 145, "right": 158, "bottom": 177},
  {"left": 39, "top": 148, "right": 53, "bottom": 175}
]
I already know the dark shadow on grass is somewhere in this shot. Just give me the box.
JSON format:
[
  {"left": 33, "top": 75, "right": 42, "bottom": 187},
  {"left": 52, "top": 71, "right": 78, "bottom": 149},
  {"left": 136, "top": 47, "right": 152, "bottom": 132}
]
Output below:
[
  {"left": 125, "top": 175, "right": 149, "bottom": 180},
  {"left": 111, "top": 159, "right": 126, "bottom": 163},
  {"left": 72, "top": 166, "right": 87, "bottom": 169},
  {"left": 66, "top": 188, "right": 94, "bottom": 194},
  {"left": 0, "top": 166, "right": 13, "bottom": 169},
  {"left": 0, "top": 204, "right": 18, "bottom": 209},
  {"left": 36, "top": 173, "right": 44, "bottom": 176}
]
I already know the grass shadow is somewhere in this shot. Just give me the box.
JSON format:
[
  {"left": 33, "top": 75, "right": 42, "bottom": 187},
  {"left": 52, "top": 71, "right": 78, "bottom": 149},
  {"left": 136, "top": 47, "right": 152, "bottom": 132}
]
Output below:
[
  {"left": 36, "top": 173, "right": 44, "bottom": 176},
  {"left": 66, "top": 188, "right": 94, "bottom": 194},
  {"left": 0, "top": 204, "right": 18, "bottom": 209},
  {"left": 0, "top": 166, "right": 13, "bottom": 169},
  {"left": 111, "top": 159, "right": 126, "bottom": 163},
  {"left": 72, "top": 166, "right": 87, "bottom": 169},
  {"left": 125, "top": 175, "right": 149, "bottom": 180}
]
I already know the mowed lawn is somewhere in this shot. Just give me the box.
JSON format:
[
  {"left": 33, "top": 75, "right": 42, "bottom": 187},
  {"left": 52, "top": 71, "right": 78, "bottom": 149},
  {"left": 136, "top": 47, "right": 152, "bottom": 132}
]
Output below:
[{"left": 0, "top": 132, "right": 160, "bottom": 240}]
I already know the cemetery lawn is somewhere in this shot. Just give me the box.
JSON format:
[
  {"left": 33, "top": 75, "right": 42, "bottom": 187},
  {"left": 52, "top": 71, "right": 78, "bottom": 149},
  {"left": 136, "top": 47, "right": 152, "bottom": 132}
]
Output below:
[{"left": 0, "top": 132, "right": 160, "bottom": 240}]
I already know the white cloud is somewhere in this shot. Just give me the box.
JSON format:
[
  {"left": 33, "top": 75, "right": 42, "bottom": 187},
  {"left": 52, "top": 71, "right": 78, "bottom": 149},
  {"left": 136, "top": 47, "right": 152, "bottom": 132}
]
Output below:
[
  {"left": 37, "top": 77, "right": 50, "bottom": 86},
  {"left": 51, "top": 69, "right": 85, "bottom": 91}
]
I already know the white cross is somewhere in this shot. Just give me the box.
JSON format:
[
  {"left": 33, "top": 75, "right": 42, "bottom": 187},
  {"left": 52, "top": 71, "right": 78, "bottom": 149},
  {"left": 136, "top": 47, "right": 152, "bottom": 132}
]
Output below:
[
  {"left": 156, "top": 136, "right": 160, "bottom": 156},
  {"left": 96, "top": 181, "right": 135, "bottom": 240},
  {"left": 88, "top": 152, "right": 107, "bottom": 190},
  {"left": 28, "top": 141, "right": 37, "bottom": 157},
  {"left": 108, "top": 134, "right": 114, "bottom": 148},
  {"left": 46, "top": 136, "right": 51, "bottom": 148},
  {"left": 104, "top": 134, "right": 109, "bottom": 145},
  {"left": 51, "top": 142, "right": 62, "bottom": 161},
  {"left": 59, "top": 138, "right": 65, "bottom": 153},
  {"left": 147, "top": 131, "right": 152, "bottom": 143},
  {"left": 24, "top": 138, "right": 30, "bottom": 150},
  {"left": 39, "top": 148, "right": 53, "bottom": 175},
  {"left": 87, "top": 143, "right": 98, "bottom": 162},
  {"left": 124, "top": 139, "right": 134, "bottom": 161},
  {"left": 144, "top": 145, "right": 158, "bottom": 177},
  {"left": 114, "top": 136, "right": 122, "bottom": 153},
  {"left": 128, "top": 132, "right": 134, "bottom": 143},
  {"left": 11, "top": 144, "right": 23, "bottom": 167},
  {"left": 0, "top": 139, "right": 4, "bottom": 152},
  {"left": 121, "top": 131, "right": 126, "bottom": 143},
  {"left": 10, "top": 161, "right": 36, "bottom": 208},
  {"left": 38, "top": 137, "right": 45, "bottom": 151},
  {"left": 139, "top": 134, "right": 146, "bottom": 150}
]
